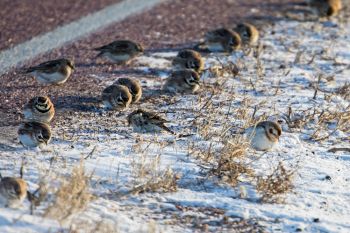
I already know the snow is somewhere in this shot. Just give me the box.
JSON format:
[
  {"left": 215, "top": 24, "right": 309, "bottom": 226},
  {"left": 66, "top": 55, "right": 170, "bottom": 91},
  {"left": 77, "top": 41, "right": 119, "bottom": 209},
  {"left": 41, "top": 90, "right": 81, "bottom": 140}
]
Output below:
[{"left": 0, "top": 16, "right": 349, "bottom": 233}]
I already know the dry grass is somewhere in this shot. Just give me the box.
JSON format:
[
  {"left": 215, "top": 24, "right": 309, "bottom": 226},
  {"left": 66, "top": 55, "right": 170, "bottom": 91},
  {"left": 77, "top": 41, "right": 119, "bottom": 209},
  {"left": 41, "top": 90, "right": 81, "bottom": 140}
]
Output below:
[
  {"left": 208, "top": 136, "right": 254, "bottom": 187},
  {"left": 44, "top": 161, "right": 94, "bottom": 222},
  {"left": 336, "top": 82, "right": 350, "bottom": 100},
  {"left": 256, "top": 162, "right": 295, "bottom": 203},
  {"left": 67, "top": 218, "right": 119, "bottom": 233},
  {"left": 130, "top": 167, "right": 180, "bottom": 194},
  {"left": 129, "top": 139, "right": 180, "bottom": 194}
]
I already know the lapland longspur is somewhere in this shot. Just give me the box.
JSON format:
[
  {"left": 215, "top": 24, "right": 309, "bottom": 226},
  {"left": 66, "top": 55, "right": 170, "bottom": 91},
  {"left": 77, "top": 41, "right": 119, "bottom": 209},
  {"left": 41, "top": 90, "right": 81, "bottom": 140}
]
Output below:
[
  {"left": 308, "top": 0, "right": 342, "bottom": 17},
  {"left": 23, "top": 96, "right": 55, "bottom": 123},
  {"left": 0, "top": 177, "right": 27, "bottom": 208},
  {"left": 244, "top": 121, "right": 282, "bottom": 151},
  {"left": 24, "top": 58, "right": 74, "bottom": 85},
  {"left": 163, "top": 69, "right": 200, "bottom": 94},
  {"left": 18, "top": 122, "right": 52, "bottom": 147},
  {"left": 101, "top": 84, "right": 132, "bottom": 110},
  {"left": 203, "top": 28, "right": 241, "bottom": 53},
  {"left": 95, "top": 40, "right": 144, "bottom": 64},
  {"left": 173, "top": 49, "right": 204, "bottom": 73},
  {"left": 128, "top": 109, "right": 174, "bottom": 134},
  {"left": 114, "top": 78, "right": 142, "bottom": 103},
  {"left": 234, "top": 23, "right": 259, "bottom": 46}
]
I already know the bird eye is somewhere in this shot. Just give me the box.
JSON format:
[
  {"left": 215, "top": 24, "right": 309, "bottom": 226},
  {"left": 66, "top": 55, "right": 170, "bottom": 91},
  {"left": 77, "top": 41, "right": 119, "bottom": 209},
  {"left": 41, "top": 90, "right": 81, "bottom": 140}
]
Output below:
[{"left": 269, "top": 128, "right": 274, "bottom": 135}]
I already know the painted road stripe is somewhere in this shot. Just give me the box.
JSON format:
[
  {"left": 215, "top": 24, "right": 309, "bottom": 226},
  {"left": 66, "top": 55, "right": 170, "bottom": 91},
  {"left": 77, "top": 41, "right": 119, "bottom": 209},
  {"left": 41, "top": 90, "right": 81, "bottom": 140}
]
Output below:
[{"left": 0, "top": 0, "right": 165, "bottom": 75}]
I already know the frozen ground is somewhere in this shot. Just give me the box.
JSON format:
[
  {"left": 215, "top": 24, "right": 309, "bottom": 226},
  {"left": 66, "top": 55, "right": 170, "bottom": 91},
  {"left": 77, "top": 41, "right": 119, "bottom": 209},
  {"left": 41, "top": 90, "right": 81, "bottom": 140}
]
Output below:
[{"left": 0, "top": 14, "right": 349, "bottom": 233}]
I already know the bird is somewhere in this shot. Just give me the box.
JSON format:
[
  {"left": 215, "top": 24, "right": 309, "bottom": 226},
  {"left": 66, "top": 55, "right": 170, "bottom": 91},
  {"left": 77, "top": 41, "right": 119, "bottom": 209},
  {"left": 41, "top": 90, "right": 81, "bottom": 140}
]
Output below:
[
  {"left": 0, "top": 177, "right": 27, "bottom": 208},
  {"left": 24, "top": 58, "right": 74, "bottom": 85},
  {"left": 128, "top": 109, "right": 174, "bottom": 134},
  {"left": 200, "top": 28, "right": 241, "bottom": 53},
  {"left": 18, "top": 122, "right": 52, "bottom": 148},
  {"left": 163, "top": 69, "right": 200, "bottom": 94},
  {"left": 114, "top": 78, "right": 142, "bottom": 103},
  {"left": 172, "top": 49, "right": 204, "bottom": 73},
  {"left": 101, "top": 84, "right": 132, "bottom": 110},
  {"left": 244, "top": 121, "right": 282, "bottom": 151},
  {"left": 23, "top": 96, "right": 55, "bottom": 123},
  {"left": 234, "top": 23, "right": 259, "bottom": 46},
  {"left": 94, "top": 40, "right": 144, "bottom": 64},
  {"left": 308, "top": 0, "right": 342, "bottom": 17}
]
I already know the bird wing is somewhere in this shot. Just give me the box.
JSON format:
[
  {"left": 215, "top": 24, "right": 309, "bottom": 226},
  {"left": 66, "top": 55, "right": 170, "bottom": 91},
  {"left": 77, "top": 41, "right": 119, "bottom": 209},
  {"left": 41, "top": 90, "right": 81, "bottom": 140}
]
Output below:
[
  {"left": 25, "top": 59, "right": 63, "bottom": 73},
  {"left": 95, "top": 41, "right": 131, "bottom": 53}
]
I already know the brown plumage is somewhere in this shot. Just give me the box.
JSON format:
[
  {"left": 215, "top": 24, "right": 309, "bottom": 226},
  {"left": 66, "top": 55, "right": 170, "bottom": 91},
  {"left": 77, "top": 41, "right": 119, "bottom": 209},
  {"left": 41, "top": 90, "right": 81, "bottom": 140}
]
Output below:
[
  {"left": 114, "top": 78, "right": 142, "bottom": 103},
  {"left": 308, "top": 0, "right": 342, "bottom": 17},
  {"left": 204, "top": 28, "right": 241, "bottom": 52},
  {"left": 173, "top": 49, "right": 204, "bottom": 73},
  {"left": 234, "top": 23, "right": 259, "bottom": 46},
  {"left": 163, "top": 69, "right": 200, "bottom": 94},
  {"left": 24, "top": 58, "right": 74, "bottom": 85},
  {"left": 101, "top": 84, "right": 132, "bottom": 110},
  {"left": 0, "top": 177, "right": 27, "bottom": 207},
  {"left": 128, "top": 109, "right": 174, "bottom": 134},
  {"left": 95, "top": 40, "right": 144, "bottom": 64},
  {"left": 18, "top": 122, "right": 52, "bottom": 147},
  {"left": 23, "top": 96, "right": 55, "bottom": 123}
]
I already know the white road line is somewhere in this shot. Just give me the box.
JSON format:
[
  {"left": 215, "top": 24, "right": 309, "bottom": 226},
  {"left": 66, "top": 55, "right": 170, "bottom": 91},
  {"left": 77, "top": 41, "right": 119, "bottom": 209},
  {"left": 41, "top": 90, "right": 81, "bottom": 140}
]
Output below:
[{"left": 0, "top": 0, "right": 165, "bottom": 75}]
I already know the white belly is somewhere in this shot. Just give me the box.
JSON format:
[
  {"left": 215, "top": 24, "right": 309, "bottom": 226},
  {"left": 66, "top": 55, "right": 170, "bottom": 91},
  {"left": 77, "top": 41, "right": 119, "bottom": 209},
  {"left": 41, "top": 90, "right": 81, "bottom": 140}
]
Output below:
[
  {"left": 245, "top": 127, "right": 276, "bottom": 151},
  {"left": 207, "top": 42, "right": 225, "bottom": 52},
  {"left": 104, "top": 53, "right": 131, "bottom": 63},
  {"left": 19, "top": 134, "right": 38, "bottom": 147},
  {"left": 34, "top": 69, "right": 70, "bottom": 84}
]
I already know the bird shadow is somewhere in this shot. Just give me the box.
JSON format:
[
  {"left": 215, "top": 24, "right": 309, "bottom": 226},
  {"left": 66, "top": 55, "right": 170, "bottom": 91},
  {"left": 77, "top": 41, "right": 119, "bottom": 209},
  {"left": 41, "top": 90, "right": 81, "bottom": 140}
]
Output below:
[
  {"left": 0, "top": 142, "right": 19, "bottom": 152},
  {"left": 54, "top": 95, "right": 100, "bottom": 112}
]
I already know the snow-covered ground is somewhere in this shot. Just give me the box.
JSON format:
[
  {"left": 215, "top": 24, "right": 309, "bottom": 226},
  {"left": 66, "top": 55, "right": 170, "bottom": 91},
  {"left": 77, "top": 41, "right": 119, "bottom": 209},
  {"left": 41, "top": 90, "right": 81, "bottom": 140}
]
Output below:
[{"left": 0, "top": 15, "right": 349, "bottom": 233}]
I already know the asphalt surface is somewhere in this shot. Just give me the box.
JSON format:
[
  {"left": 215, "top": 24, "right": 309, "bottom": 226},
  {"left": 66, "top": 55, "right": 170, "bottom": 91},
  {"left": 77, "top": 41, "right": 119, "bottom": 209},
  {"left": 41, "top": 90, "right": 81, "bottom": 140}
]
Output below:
[
  {"left": 0, "top": 0, "right": 302, "bottom": 127},
  {"left": 0, "top": 0, "right": 120, "bottom": 50}
]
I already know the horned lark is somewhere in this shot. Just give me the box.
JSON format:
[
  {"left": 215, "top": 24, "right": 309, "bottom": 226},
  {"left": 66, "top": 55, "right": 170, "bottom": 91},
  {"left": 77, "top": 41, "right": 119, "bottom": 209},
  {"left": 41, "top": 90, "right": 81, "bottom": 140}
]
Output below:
[
  {"left": 128, "top": 109, "right": 174, "bottom": 134},
  {"left": 234, "top": 23, "right": 259, "bottom": 46},
  {"left": 0, "top": 177, "right": 27, "bottom": 208},
  {"left": 114, "top": 78, "right": 142, "bottom": 103},
  {"left": 244, "top": 121, "right": 282, "bottom": 151},
  {"left": 23, "top": 96, "right": 55, "bottom": 123},
  {"left": 24, "top": 58, "right": 74, "bottom": 85},
  {"left": 173, "top": 49, "right": 204, "bottom": 73},
  {"left": 101, "top": 84, "right": 132, "bottom": 110},
  {"left": 95, "top": 40, "right": 144, "bottom": 64},
  {"left": 308, "top": 0, "right": 342, "bottom": 17},
  {"left": 163, "top": 69, "right": 200, "bottom": 94},
  {"left": 204, "top": 28, "right": 241, "bottom": 53},
  {"left": 18, "top": 122, "right": 52, "bottom": 148}
]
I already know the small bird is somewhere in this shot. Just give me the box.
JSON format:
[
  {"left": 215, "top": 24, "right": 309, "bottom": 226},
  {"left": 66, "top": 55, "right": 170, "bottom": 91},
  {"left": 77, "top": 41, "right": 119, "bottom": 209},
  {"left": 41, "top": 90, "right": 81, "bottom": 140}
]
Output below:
[
  {"left": 128, "top": 109, "right": 174, "bottom": 134},
  {"left": 202, "top": 28, "right": 241, "bottom": 53},
  {"left": 244, "top": 121, "right": 282, "bottom": 151},
  {"left": 163, "top": 69, "right": 200, "bottom": 94},
  {"left": 172, "top": 49, "right": 204, "bottom": 73},
  {"left": 94, "top": 40, "right": 144, "bottom": 64},
  {"left": 114, "top": 78, "right": 142, "bottom": 103},
  {"left": 234, "top": 23, "right": 259, "bottom": 46},
  {"left": 18, "top": 122, "right": 52, "bottom": 148},
  {"left": 24, "top": 58, "right": 74, "bottom": 85},
  {"left": 23, "top": 96, "right": 55, "bottom": 123},
  {"left": 101, "top": 84, "right": 132, "bottom": 110},
  {"left": 308, "top": 0, "right": 342, "bottom": 17},
  {"left": 0, "top": 177, "right": 27, "bottom": 208}
]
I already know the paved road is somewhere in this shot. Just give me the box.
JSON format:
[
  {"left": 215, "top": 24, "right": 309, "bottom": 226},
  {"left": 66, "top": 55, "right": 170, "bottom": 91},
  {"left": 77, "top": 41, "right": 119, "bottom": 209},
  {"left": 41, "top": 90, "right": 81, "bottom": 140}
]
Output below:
[{"left": 0, "top": 0, "right": 302, "bottom": 127}]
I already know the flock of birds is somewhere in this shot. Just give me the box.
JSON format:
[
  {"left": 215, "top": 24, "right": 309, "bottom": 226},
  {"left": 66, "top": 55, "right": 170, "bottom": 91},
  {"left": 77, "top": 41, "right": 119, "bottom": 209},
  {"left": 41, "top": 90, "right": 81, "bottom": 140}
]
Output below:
[{"left": 0, "top": 0, "right": 343, "bottom": 209}]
